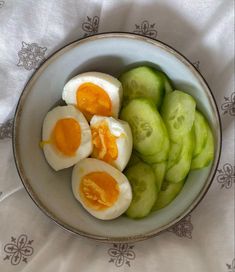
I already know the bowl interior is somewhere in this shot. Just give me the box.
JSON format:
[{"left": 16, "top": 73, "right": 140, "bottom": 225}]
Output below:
[{"left": 14, "top": 33, "right": 220, "bottom": 242}]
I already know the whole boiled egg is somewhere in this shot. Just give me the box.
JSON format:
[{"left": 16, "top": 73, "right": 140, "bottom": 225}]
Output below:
[
  {"left": 90, "top": 116, "right": 132, "bottom": 171},
  {"left": 41, "top": 105, "right": 92, "bottom": 171},
  {"left": 62, "top": 72, "right": 122, "bottom": 120},
  {"left": 72, "top": 158, "right": 132, "bottom": 220}
]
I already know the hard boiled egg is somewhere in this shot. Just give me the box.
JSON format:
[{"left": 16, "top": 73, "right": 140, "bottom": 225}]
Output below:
[
  {"left": 90, "top": 116, "right": 132, "bottom": 171},
  {"left": 41, "top": 105, "right": 92, "bottom": 171},
  {"left": 62, "top": 72, "right": 122, "bottom": 120},
  {"left": 72, "top": 158, "right": 132, "bottom": 220}
]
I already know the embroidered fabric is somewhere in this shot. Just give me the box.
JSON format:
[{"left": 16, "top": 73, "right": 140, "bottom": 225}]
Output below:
[{"left": 0, "top": 0, "right": 234, "bottom": 271}]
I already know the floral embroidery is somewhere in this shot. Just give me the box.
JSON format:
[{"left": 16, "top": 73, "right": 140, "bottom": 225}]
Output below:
[
  {"left": 167, "top": 214, "right": 193, "bottom": 239},
  {"left": 0, "top": 118, "right": 13, "bottom": 139},
  {"left": 133, "top": 20, "right": 158, "bottom": 38},
  {"left": 3, "top": 234, "right": 34, "bottom": 265},
  {"left": 192, "top": 61, "right": 200, "bottom": 71},
  {"left": 82, "top": 16, "right": 99, "bottom": 37},
  {"left": 217, "top": 163, "right": 235, "bottom": 189},
  {"left": 221, "top": 92, "right": 235, "bottom": 116},
  {"left": 108, "top": 243, "right": 135, "bottom": 267},
  {"left": 17, "top": 42, "right": 47, "bottom": 71},
  {"left": 0, "top": 1, "right": 5, "bottom": 8},
  {"left": 226, "top": 258, "right": 235, "bottom": 272}
]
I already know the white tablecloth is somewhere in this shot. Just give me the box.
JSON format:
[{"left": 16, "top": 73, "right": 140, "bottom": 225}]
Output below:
[{"left": 0, "top": 0, "right": 234, "bottom": 271}]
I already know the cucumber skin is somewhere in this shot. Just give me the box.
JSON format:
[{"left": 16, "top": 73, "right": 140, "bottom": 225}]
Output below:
[
  {"left": 191, "top": 124, "right": 214, "bottom": 170},
  {"left": 152, "top": 162, "right": 167, "bottom": 191},
  {"left": 166, "top": 140, "right": 183, "bottom": 169},
  {"left": 157, "top": 71, "right": 174, "bottom": 94},
  {"left": 193, "top": 111, "right": 208, "bottom": 157},
  {"left": 120, "top": 66, "right": 165, "bottom": 108},
  {"left": 152, "top": 180, "right": 184, "bottom": 211},
  {"left": 125, "top": 162, "right": 157, "bottom": 219},
  {"left": 120, "top": 98, "right": 167, "bottom": 156},
  {"left": 165, "top": 129, "right": 195, "bottom": 183}
]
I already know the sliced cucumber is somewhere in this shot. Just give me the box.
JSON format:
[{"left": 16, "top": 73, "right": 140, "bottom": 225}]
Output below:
[
  {"left": 191, "top": 124, "right": 214, "bottom": 170},
  {"left": 193, "top": 110, "right": 208, "bottom": 157},
  {"left": 125, "top": 162, "right": 157, "bottom": 219},
  {"left": 139, "top": 152, "right": 160, "bottom": 164},
  {"left": 120, "top": 98, "right": 167, "bottom": 156},
  {"left": 165, "top": 130, "right": 194, "bottom": 183},
  {"left": 119, "top": 66, "right": 165, "bottom": 108},
  {"left": 152, "top": 179, "right": 184, "bottom": 211},
  {"left": 140, "top": 133, "right": 170, "bottom": 163},
  {"left": 152, "top": 162, "right": 166, "bottom": 191},
  {"left": 126, "top": 152, "right": 141, "bottom": 168},
  {"left": 161, "top": 90, "right": 196, "bottom": 141},
  {"left": 158, "top": 71, "right": 174, "bottom": 93},
  {"left": 167, "top": 140, "right": 183, "bottom": 169}
]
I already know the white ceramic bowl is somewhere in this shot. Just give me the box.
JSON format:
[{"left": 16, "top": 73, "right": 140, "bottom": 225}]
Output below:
[{"left": 13, "top": 33, "right": 221, "bottom": 242}]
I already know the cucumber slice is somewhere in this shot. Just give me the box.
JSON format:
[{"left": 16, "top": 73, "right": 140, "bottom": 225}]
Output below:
[
  {"left": 120, "top": 98, "right": 167, "bottom": 156},
  {"left": 125, "top": 162, "right": 157, "bottom": 218},
  {"left": 119, "top": 66, "right": 165, "bottom": 108},
  {"left": 165, "top": 130, "right": 194, "bottom": 183},
  {"left": 191, "top": 124, "right": 214, "bottom": 170},
  {"left": 152, "top": 162, "right": 166, "bottom": 191},
  {"left": 140, "top": 135, "right": 170, "bottom": 163},
  {"left": 166, "top": 140, "right": 183, "bottom": 169},
  {"left": 158, "top": 71, "right": 174, "bottom": 93},
  {"left": 193, "top": 111, "right": 208, "bottom": 157},
  {"left": 152, "top": 180, "right": 184, "bottom": 211},
  {"left": 161, "top": 90, "right": 196, "bottom": 141},
  {"left": 126, "top": 152, "right": 141, "bottom": 168}
]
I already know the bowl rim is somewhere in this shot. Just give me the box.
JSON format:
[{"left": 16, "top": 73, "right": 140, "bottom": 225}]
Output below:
[{"left": 12, "top": 32, "right": 222, "bottom": 243}]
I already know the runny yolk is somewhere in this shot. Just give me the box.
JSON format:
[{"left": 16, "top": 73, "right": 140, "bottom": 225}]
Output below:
[
  {"left": 51, "top": 118, "right": 81, "bottom": 156},
  {"left": 91, "top": 121, "right": 118, "bottom": 164},
  {"left": 79, "top": 171, "right": 119, "bottom": 210},
  {"left": 76, "top": 82, "right": 112, "bottom": 120}
]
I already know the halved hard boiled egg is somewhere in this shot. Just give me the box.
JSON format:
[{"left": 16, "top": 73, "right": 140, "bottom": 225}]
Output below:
[
  {"left": 90, "top": 116, "right": 132, "bottom": 171},
  {"left": 62, "top": 72, "right": 122, "bottom": 120},
  {"left": 72, "top": 158, "right": 132, "bottom": 220},
  {"left": 41, "top": 105, "right": 92, "bottom": 171}
]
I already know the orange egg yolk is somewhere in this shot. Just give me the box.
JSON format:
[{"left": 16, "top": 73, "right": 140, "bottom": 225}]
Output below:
[
  {"left": 51, "top": 118, "right": 81, "bottom": 156},
  {"left": 76, "top": 82, "right": 112, "bottom": 120},
  {"left": 91, "top": 121, "right": 118, "bottom": 164},
  {"left": 79, "top": 171, "right": 119, "bottom": 210}
]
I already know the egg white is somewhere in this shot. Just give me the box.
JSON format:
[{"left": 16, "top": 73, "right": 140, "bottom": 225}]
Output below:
[
  {"left": 90, "top": 116, "right": 133, "bottom": 171},
  {"left": 62, "top": 72, "right": 123, "bottom": 118},
  {"left": 72, "top": 158, "right": 132, "bottom": 220},
  {"left": 42, "top": 105, "right": 92, "bottom": 171}
]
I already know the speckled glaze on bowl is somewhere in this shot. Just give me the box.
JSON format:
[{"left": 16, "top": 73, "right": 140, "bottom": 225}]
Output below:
[{"left": 13, "top": 33, "right": 221, "bottom": 243}]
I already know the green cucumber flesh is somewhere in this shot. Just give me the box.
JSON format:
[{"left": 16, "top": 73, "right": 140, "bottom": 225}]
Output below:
[
  {"left": 161, "top": 90, "right": 196, "bottom": 141},
  {"left": 120, "top": 98, "right": 167, "bottom": 156},
  {"left": 165, "top": 130, "right": 194, "bottom": 183},
  {"left": 125, "top": 162, "right": 157, "bottom": 218},
  {"left": 119, "top": 66, "right": 165, "bottom": 108},
  {"left": 140, "top": 134, "right": 170, "bottom": 163},
  {"left": 191, "top": 123, "right": 214, "bottom": 170},
  {"left": 158, "top": 71, "right": 174, "bottom": 93},
  {"left": 126, "top": 152, "right": 142, "bottom": 168},
  {"left": 152, "top": 179, "right": 184, "bottom": 211},
  {"left": 152, "top": 162, "right": 167, "bottom": 191},
  {"left": 167, "top": 140, "right": 183, "bottom": 169},
  {"left": 193, "top": 110, "right": 208, "bottom": 157}
]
